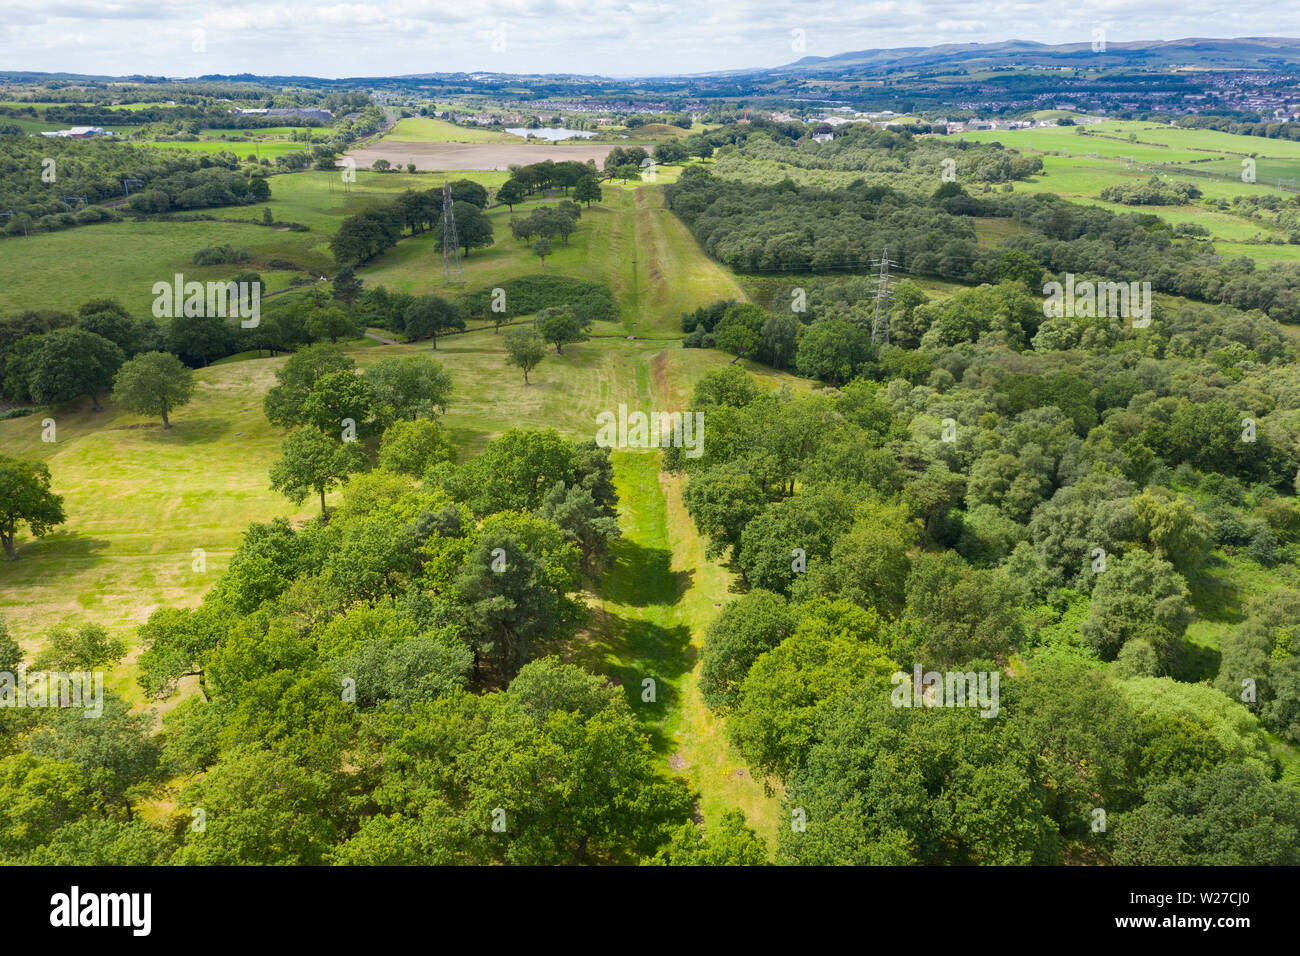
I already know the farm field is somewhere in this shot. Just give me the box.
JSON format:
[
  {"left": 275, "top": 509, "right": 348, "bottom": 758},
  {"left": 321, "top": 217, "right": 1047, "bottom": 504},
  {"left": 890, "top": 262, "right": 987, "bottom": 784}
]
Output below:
[{"left": 345, "top": 138, "right": 612, "bottom": 171}]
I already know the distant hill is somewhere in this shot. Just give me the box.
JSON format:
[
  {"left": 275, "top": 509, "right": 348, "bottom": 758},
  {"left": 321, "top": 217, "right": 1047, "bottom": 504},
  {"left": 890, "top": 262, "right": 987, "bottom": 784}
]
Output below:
[{"left": 728, "top": 36, "right": 1300, "bottom": 76}]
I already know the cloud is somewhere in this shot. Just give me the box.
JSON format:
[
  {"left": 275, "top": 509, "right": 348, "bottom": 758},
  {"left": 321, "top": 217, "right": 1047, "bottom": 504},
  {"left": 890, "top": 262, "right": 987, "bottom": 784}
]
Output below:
[{"left": 3, "top": 0, "right": 1299, "bottom": 77}]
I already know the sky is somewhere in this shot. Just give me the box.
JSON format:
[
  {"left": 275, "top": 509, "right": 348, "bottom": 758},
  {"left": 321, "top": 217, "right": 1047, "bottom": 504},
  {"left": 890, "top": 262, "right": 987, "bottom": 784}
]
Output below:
[{"left": 5, "top": 1, "right": 1300, "bottom": 79}]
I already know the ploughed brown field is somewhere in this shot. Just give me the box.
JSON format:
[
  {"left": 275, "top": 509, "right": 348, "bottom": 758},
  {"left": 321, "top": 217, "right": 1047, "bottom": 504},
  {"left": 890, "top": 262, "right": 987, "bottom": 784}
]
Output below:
[{"left": 344, "top": 140, "right": 612, "bottom": 171}]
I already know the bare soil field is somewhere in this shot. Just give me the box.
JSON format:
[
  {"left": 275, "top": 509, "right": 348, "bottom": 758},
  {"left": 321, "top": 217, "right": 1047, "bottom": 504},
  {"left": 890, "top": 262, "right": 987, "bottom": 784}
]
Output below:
[{"left": 344, "top": 140, "right": 612, "bottom": 171}]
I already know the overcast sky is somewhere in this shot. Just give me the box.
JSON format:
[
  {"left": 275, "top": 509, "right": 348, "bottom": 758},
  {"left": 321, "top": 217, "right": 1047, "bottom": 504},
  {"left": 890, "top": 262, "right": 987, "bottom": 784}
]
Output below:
[{"left": 5, "top": 1, "right": 1298, "bottom": 79}]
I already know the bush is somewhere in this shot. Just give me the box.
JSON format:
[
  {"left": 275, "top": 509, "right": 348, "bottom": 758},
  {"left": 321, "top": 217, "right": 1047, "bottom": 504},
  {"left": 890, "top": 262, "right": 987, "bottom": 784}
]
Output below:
[
  {"left": 457, "top": 275, "right": 618, "bottom": 324},
  {"left": 192, "top": 244, "right": 250, "bottom": 266}
]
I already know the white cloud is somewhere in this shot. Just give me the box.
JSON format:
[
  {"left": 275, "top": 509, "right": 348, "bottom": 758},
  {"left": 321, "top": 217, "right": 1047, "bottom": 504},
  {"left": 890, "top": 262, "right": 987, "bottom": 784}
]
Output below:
[{"left": 3, "top": 0, "right": 1298, "bottom": 77}]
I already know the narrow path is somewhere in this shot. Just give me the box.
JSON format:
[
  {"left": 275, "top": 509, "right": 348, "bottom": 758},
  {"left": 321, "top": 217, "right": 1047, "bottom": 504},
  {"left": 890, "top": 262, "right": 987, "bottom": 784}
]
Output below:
[{"left": 571, "top": 451, "right": 782, "bottom": 846}]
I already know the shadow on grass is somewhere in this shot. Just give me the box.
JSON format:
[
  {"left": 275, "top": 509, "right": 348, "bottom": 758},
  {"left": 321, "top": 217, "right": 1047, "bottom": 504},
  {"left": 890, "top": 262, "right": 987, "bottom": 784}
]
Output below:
[
  {"left": 1175, "top": 637, "right": 1222, "bottom": 684},
  {"left": 1186, "top": 555, "right": 1247, "bottom": 626},
  {"left": 597, "top": 537, "right": 692, "bottom": 608},
  {"left": 5, "top": 530, "right": 111, "bottom": 566},
  {"left": 127, "top": 415, "right": 236, "bottom": 445},
  {"left": 568, "top": 607, "right": 696, "bottom": 755}
]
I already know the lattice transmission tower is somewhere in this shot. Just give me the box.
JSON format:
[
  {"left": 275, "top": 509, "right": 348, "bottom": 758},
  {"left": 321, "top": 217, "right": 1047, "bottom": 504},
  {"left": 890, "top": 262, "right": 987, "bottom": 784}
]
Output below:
[
  {"left": 442, "top": 181, "right": 464, "bottom": 284},
  {"left": 869, "top": 246, "right": 899, "bottom": 345}
]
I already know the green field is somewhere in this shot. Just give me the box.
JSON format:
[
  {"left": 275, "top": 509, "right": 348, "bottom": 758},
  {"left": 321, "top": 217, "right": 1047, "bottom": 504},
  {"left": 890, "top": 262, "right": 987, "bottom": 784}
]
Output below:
[
  {"left": 384, "top": 117, "right": 521, "bottom": 144},
  {"left": 358, "top": 181, "right": 746, "bottom": 335},
  {"left": 130, "top": 139, "right": 313, "bottom": 158},
  {"left": 0, "top": 218, "right": 331, "bottom": 315},
  {"left": 954, "top": 121, "right": 1300, "bottom": 264}
]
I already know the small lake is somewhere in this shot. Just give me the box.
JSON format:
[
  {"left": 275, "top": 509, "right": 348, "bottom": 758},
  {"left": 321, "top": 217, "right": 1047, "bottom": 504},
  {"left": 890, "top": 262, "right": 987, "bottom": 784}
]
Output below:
[{"left": 505, "top": 127, "right": 596, "bottom": 141}]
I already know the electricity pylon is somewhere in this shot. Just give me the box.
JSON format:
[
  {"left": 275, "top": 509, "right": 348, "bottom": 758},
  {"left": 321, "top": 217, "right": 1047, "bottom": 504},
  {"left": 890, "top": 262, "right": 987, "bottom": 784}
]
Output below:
[
  {"left": 442, "top": 181, "right": 464, "bottom": 284},
  {"left": 869, "top": 246, "right": 898, "bottom": 345}
]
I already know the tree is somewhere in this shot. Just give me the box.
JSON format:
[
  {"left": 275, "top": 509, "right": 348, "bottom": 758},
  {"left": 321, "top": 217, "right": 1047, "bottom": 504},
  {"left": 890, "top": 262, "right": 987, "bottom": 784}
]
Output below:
[
  {"left": 300, "top": 370, "right": 385, "bottom": 438},
  {"left": 175, "top": 748, "right": 343, "bottom": 865},
  {"left": 306, "top": 303, "right": 356, "bottom": 344},
  {"left": 532, "top": 236, "right": 553, "bottom": 267},
  {"left": 537, "top": 307, "right": 586, "bottom": 355},
  {"left": 263, "top": 344, "right": 356, "bottom": 428},
  {"left": 795, "top": 318, "right": 873, "bottom": 384},
  {"left": 269, "top": 426, "right": 367, "bottom": 520},
  {"left": 364, "top": 355, "right": 453, "bottom": 418},
  {"left": 760, "top": 313, "right": 799, "bottom": 370},
  {"left": 700, "top": 590, "right": 793, "bottom": 712},
  {"left": 536, "top": 480, "right": 620, "bottom": 574},
  {"left": 692, "top": 365, "right": 760, "bottom": 408},
  {"left": 438, "top": 201, "right": 494, "bottom": 257},
  {"left": 450, "top": 428, "right": 577, "bottom": 515},
  {"left": 403, "top": 296, "right": 463, "bottom": 348},
  {"left": 76, "top": 299, "right": 144, "bottom": 356},
  {"left": 713, "top": 304, "right": 765, "bottom": 364},
  {"left": 728, "top": 600, "right": 898, "bottom": 782},
  {"left": 111, "top": 352, "right": 195, "bottom": 429},
  {"left": 1081, "top": 548, "right": 1192, "bottom": 665},
  {"left": 27, "top": 328, "right": 124, "bottom": 411},
  {"left": 902, "top": 551, "right": 1025, "bottom": 666},
  {"left": 573, "top": 175, "right": 603, "bottom": 207},
  {"left": 33, "top": 622, "right": 126, "bottom": 671},
  {"left": 331, "top": 265, "right": 364, "bottom": 308},
  {"left": 779, "top": 693, "right": 1058, "bottom": 865},
  {"left": 452, "top": 514, "right": 582, "bottom": 676},
  {"left": 378, "top": 418, "right": 453, "bottom": 476},
  {"left": 1216, "top": 589, "right": 1300, "bottom": 744},
  {"left": 24, "top": 691, "right": 158, "bottom": 810},
  {"left": 682, "top": 462, "right": 766, "bottom": 560},
  {"left": 167, "top": 312, "right": 233, "bottom": 367},
  {"left": 0, "top": 456, "right": 66, "bottom": 561},
  {"left": 792, "top": 500, "right": 914, "bottom": 618},
  {"left": 1112, "top": 764, "right": 1300, "bottom": 865},
  {"left": 503, "top": 327, "right": 545, "bottom": 385},
  {"left": 1007, "top": 658, "right": 1141, "bottom": 837},
  {"left": 1132, "top": 488, "right": 1211, "bottom": 573},
  {"left": 496, "top": 179, "right": 525, "bottom": 210},
  {"left": 645, "top": 810, "right": 768, "bottom": 865},
  {"left": 0, "top": 753, "right": 96, "bottom": 856}
]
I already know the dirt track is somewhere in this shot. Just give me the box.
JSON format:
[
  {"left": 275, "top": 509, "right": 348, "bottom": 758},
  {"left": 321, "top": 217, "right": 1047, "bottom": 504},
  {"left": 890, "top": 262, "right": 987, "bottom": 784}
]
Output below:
[{"left": 343, "top": 140, "right": 611, "bottom": 172}]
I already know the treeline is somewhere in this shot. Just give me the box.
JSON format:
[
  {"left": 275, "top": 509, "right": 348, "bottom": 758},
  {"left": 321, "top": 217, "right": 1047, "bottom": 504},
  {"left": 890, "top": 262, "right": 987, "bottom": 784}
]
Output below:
[
  {"left": 665, "top": 166, "right": 1300, "bottom": 324},
  {"left": 1175, "top": 114, "right": 1300, "bottom": 141},
  {"left": 0, "top": 277, "right": 390, "bottom": 409},
  {"left": 0, "top": 88, "right": 373, "bottom": 130},
  {"left": 1099, "top": 175, "right": 1202, "bottom": 206}
]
